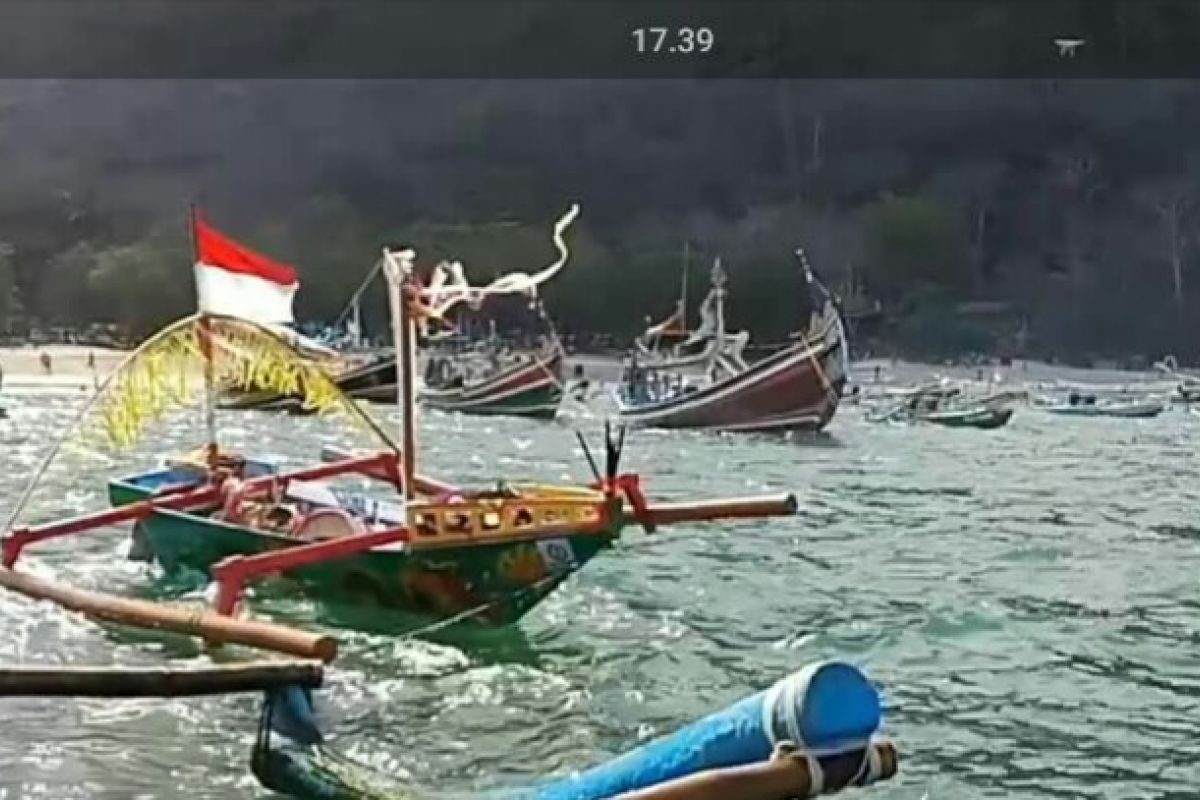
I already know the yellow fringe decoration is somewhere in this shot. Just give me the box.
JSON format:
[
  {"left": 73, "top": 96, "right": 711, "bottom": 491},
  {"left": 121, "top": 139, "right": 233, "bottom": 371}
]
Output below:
[{"left": 84, "top": 315, "right": 362, "bottom": 451}]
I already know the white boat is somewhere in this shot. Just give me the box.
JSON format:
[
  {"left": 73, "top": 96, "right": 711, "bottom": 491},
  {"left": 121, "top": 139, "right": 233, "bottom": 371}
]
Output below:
[{"left": 1038, "top": 394, "right": 1164, "bottom": 418}]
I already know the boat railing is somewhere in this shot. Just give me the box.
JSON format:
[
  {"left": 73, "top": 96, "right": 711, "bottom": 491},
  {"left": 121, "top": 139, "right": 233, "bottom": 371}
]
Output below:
[{"left": 407, "top": 495, "right": 611, "bottom": 547}]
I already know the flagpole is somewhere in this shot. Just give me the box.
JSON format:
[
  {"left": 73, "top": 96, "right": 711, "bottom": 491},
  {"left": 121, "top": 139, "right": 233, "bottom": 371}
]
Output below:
[
  {"left": 189, "top": 205, "right": 218, "bottom": 463},
  {"left": 384, "top": 250, "right": 417, "bottom": 500}
]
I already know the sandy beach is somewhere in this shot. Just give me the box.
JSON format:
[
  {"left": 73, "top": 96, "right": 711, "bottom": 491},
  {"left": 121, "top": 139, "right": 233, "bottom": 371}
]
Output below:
[
  {"left": 0, "top": 344, "right": 127, "bottom": 392},
  {"left": 0, "top": 342, "right": 1181, "bottom": 398}
]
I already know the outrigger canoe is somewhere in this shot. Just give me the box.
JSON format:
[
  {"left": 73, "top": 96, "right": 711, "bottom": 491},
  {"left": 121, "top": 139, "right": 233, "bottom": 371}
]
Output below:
[
  {"left": 1, "top": 215, "right": 795, "bottom": 632},
  {"left": 98, "top": 438, "right": 790, "bottom": 626}
]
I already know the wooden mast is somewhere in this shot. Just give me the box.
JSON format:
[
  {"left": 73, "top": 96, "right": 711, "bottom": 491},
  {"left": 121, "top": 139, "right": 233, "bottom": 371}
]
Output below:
[
  {"left": 189, "top": 205, "right": 218, "bottom": 462},
  {"left": 384, "top": 249, "right": 417, "bottom": 500}
]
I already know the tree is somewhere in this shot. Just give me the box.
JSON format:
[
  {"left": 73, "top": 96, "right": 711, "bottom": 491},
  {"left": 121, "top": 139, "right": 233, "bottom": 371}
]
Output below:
[
  {"left": 40, "top": 243, "right": 101, "bottom": 325},
  {"left": 1137, "top": 175, "right": 1195, "bottom": 315},
  {"left": 0, "top": 242, "right": 14, "bottom": 331},
  {"left": 1049, "top": 147, "right": 1103, "bottom": 284},
  {"left": 862, "top": 195, "right": 970, "bottom": 302},
  {"left": 86, "top": 226, "right": 192, "bottom": 337}
]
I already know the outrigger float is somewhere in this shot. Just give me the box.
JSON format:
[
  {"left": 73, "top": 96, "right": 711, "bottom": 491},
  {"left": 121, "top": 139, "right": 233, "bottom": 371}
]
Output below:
[
  {"left": 254, "top": 659, "right": 897, "bottom": 800},
  {"left": 0, "top": 210, "right": 795, "bottom": 646},
  {"left": 0, "top": 657, "right": 897, "bottom": 800}
]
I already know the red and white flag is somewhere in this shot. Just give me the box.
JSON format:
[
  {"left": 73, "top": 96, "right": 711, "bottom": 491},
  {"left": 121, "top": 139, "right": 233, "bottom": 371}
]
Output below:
[{"left": 192, "top": 210, "right": 299, "bottom": 324}]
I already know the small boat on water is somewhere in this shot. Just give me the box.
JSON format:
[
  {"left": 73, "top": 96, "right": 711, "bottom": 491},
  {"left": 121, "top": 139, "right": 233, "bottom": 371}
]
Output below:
[
  {"left": 1, "top": 214, "right": 794, "bottom": 633},
  {"left": 419, "top": 326, "right": 565, "bottom": 419},
  {"left": 1037, "top": 392, "right": 1165, "bottom": 418},
  {"left": 866, "top": 385, "right": 1016, "bottom": 429},
  {"left": 613, "top": 249, "right": 849, "bottom": 434}
]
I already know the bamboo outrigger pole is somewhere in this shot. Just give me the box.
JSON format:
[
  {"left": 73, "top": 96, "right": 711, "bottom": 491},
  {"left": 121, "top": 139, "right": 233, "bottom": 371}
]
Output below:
[
  {"left": 0, "top": 660, "right": 324, "bottom": 697},
  {"left": 0, "top": 564, "right": 337, "bottom": 661}
]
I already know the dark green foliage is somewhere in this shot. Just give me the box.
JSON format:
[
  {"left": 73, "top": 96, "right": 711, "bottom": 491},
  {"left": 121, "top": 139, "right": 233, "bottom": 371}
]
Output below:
[
  {"left": 863, "top": 196, "right": 971, "bottom": 301},
  {"left": 2, "top": 74, "right": 1200, "bottom": 359}
]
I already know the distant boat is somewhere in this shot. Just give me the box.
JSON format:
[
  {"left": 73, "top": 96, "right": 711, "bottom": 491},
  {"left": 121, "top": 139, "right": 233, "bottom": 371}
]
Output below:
[
  {"left": 866, "top": 385, "right": 1016, "bottom": 429},
  {"left": 1152, "top": 355, "right": 1200, "bottom": 403},
  {"left": 1037, "top": 394, "right": 1164, "bottom": 418},
  {"left": 613, "top": 249, "right": 848, "bottom": 434},
  {"left": 418, "top": 334, "right": 564, "bottom": 419}
]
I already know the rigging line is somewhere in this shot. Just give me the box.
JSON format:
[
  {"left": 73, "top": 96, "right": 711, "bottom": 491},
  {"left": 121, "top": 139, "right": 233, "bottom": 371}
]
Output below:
[
  {"left": 333, "top": 258, "right": 386, "bottom": 330},
  {"left": 1, "top": 313, "right": 204, "bottom": 532}
]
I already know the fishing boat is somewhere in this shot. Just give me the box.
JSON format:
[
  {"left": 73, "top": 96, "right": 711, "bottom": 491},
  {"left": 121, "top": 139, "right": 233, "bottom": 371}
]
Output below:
[
  {"left": 1, "top": 211, "right": 795, "bottom": 631},
  {"left": 1153, "top": 355, "right": 1200, "bottom": 403},
  {"left": 1038, "top": 394, "right": 1165, "bottom": 418},
  {"left": 614, "top": 249, "right": 849, "bottom": 434},
  {"left": 865, "top": 385, "right": 1015, "bottom": 429},
  {"left": 223, "top": 207, "right": 576, "bottom": 420},
  {"left": 418, "top": 321, "right": 565, "bottom": 419}
]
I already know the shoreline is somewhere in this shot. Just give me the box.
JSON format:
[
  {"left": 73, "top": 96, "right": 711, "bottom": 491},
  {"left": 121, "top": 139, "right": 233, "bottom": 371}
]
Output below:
[{"left": 0, "top": 344, "right": 1182, "bottom": 397}]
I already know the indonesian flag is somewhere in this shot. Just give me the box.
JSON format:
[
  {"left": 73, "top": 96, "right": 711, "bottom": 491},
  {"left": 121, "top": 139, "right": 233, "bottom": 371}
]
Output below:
[{"left": 192, "top": 210, "right": 299, "bottom": 325}]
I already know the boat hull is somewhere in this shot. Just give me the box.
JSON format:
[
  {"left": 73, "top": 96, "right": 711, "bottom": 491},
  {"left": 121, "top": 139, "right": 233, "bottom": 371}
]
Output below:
[
  {"left": 922, "top": 406, "right": 1014, "bottom": 429},
  {"left": 615, "top": 337, "right": 846, "bottom": 433},
  {"left": 222, "top": 350, "right": 564, "bottom": 420},
  {"left": 1042, "top": 402, "right": 1164, "bottom": 419},
  {"left": 419, "top": 350, "right": 564, "bottom": 419},
  {"left": 109, "top": 480, "right": 616, "bottom": 626}
]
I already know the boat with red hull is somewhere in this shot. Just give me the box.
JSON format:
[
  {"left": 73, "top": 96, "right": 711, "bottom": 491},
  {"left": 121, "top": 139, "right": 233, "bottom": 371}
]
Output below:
[{"left": 614, "top": 250, "right": 848, "bottom": 434}]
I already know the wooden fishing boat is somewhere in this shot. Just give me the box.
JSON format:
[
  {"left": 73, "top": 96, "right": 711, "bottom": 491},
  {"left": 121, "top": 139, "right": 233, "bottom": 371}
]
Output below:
[
  {"left": 866, "top": 385, "right": 1016, "bottom": 429},
  {"left": 918, "top": 405, "right": 1013, "bottom": 429},
  {"left": 1037, "top": 393, "right": 1165, "bottom": 418},
  {"left": 419, "top": 337, "right": 564, "bottom": 418},
  {"left": 614, "top": 249, "right": 849, "bottom": 434},
  {"left": 1, "top": 211, "right": 795, "bottom": 633},
  {"left": 224, "top": 208, "right": 576, "bottom": 420}
]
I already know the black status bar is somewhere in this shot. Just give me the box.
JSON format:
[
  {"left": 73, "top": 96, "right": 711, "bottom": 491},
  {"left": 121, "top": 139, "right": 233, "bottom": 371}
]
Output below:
[{"left": 0, "top": 0, "right": 1196, "bottom": 79}]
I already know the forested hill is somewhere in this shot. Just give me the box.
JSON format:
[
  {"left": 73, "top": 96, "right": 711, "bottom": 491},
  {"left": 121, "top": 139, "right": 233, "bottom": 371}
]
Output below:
[{"left": 2, "top": 77, "right": 1200, "bottom": 362}]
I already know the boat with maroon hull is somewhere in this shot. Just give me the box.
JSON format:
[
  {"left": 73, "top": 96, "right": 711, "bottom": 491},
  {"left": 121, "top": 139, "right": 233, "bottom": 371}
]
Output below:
[
  {"left": 614, "top": 250, "right": 849, "bottom": 434},
  {"left": 223, "top": 209, "right": 574, "bottom": 420},
  {"left": 420, "top": 334, "right": 564, "bottom": 419}
]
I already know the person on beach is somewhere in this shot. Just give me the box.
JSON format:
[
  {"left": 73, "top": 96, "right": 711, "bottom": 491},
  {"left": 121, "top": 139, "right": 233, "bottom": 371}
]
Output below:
[{"left": 40, "top": 352, "right": 51, "bottom": 374}]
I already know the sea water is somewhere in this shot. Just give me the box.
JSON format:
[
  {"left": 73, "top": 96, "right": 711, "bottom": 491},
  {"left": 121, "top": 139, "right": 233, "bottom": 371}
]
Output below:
[{"left": 1, "top": 391, "right": 1198, "bottom": 798}]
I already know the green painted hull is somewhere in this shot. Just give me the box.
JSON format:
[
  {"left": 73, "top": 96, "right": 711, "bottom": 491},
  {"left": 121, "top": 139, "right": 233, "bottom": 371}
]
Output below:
[
  {"left": 109, "top": 482, "right": 618, "bottom": 626},
  {"left": 922, "top": 406, "right": 1013, "bottom": 429}
]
